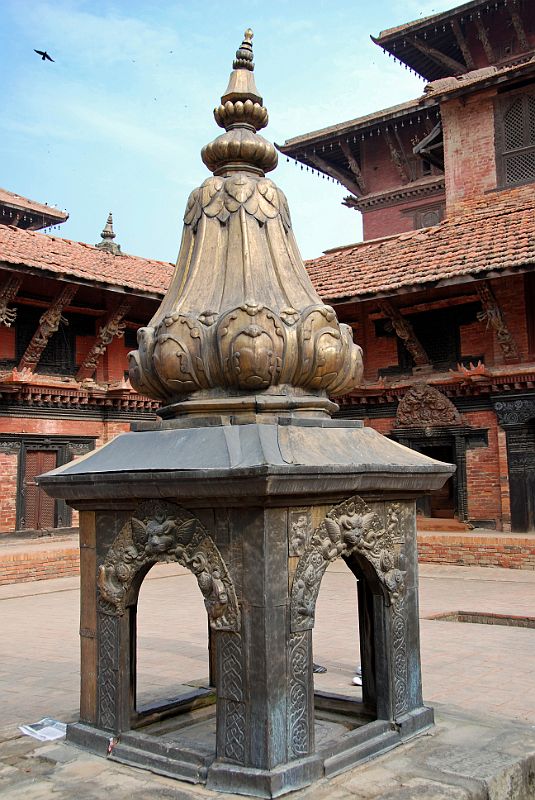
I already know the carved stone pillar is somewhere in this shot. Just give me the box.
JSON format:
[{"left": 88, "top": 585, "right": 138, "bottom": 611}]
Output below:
[
  {"left": 0, "top": 274, "right": 23, "bottom": 327},
  {"left": 18, "top": 285, "right": 78, "bottom": 371},
  {"left": 76, "top": 298, "right": 132, "bottom": 380}
]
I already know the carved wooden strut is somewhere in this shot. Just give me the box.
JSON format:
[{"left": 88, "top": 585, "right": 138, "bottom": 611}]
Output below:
[
  {"left": 18, "top": 285, "right": 78, "bottom": 371},
  {"left": 76, "top": 298, "right": 132, "bottom": 380},
  {"left": 378, "top": 299, "right": 430, "bottom": 367},
  {"left": 476, "top": 281, "right": 519, "bottom": 362},
  {"left": 0, "top": 274, "right": 23, "bottom": 327}
]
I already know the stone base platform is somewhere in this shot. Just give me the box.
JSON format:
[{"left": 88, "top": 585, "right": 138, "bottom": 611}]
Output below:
[
  {"left": 66, "top": 692, "right": 433, "bottom": 798},
  {"left": 3, "top": 706, "right": 535, "bottom": 799}
]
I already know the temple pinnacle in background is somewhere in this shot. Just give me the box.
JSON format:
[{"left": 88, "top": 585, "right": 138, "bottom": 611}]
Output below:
[{"left": 128, "top": 30, "right": 363, "bottom": 418}]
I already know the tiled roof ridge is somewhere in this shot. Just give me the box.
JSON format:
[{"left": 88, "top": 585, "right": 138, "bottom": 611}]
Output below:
[
  {"left": 1, "top": 223, "right": 173, "bottom": 267},
  {"left": 304, "top": 185, "right": 535, "bottom": 300}
]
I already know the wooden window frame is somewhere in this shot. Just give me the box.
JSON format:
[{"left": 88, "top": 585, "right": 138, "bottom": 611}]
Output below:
[
  {"left": 495, "top": 88, "right": 535, "bottom": 189},
  {"left": 0, "top": 435, "right": 97, "bottom": 531}
]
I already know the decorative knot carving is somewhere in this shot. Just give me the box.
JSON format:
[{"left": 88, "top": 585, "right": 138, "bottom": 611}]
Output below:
[
  {"left": 291, "top": 497, "right": 406, "bottom": 632},
  {"left": 396, "top": 383, "right": 463, "bottom": 428},
  {"left": 97, "top": 500, "right": 240, "bottom": 631}
]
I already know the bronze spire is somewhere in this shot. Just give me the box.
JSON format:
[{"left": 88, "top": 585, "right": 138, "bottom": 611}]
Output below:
[{"left": 129, "top": 30, "right": 363, "bottom": 417}]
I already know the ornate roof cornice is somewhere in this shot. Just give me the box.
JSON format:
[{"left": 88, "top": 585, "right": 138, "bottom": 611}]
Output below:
[{"left": 344, "top": 177, "right": 445, "bottom": 212}]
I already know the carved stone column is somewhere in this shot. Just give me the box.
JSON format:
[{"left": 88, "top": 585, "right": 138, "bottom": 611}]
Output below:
[
  {"left": 18, "top": 285, "right": 78, "bottom": 371},
  {"left": 76, "top": 298, "right": 132, "bottom": 380}
]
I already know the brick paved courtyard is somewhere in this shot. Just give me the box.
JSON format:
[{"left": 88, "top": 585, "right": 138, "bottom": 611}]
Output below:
[{"left": 1, "top": 561, "right": 534, "bottom": 730}]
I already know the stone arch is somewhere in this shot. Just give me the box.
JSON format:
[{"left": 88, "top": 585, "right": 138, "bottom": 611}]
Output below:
[
  {"left": 290, "top": 496, "right": 405, "bottom": 633},
  {"left": 96, "top": 499, "right": 240, "bottom": 632}
]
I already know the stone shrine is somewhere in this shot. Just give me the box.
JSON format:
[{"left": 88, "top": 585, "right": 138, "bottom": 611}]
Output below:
[{"left": 38, "top": 31, "right": 454, "bottom": 798}]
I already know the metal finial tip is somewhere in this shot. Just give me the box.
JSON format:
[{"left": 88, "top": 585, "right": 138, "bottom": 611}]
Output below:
[{"left": 233, "top": 28, "right": 255, "bottom": 70}]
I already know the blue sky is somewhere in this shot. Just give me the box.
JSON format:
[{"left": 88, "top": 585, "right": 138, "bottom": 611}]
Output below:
[{"left": 2, "top": 1, "right": 458, "bottom": 262}]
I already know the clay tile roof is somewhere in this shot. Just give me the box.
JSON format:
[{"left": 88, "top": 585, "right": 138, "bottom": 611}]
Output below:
[
  {"left": 0, "top": 187, "right": 68, "bottom": 223},
  {"left": 0, "top": 225, "right": 174, "bottom": 297},
  {"left": 424, "top": 59, "right": 535, "bottom": 99},
  {"left": 305, "top": 185, "right": 535, "bottom": 302}
]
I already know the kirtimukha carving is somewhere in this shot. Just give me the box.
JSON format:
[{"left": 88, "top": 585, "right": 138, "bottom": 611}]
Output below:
[
  {"left": 396, "top": 382, "right": 463, "bottom": 428},
  {"left": 97, "top": 500, "right": 239, "bottom": 631},
  {"left": 128, "top": 29, "right": 363, "bottom": 413},
  {"left": 291, "top": 496, "right": 406, "bottom": 632}
]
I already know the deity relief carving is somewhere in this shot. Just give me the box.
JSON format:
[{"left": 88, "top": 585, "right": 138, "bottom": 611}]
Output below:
[
  {"left": 396, "top": 383, "right": 463, "bottom": 428},
  {"left": 289, "top": 509, "right": 311, "bottom": 557},
  {"left": 97, "top": 500, "right": 239, "bottom": 631},
  {"left": 291, "top": 497, "right": 406, "bottom": 632}
]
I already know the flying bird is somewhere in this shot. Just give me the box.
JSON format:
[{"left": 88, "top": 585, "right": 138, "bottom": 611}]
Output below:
[{"left": 34, "top": 49, "right": 55, "bottom": 62}]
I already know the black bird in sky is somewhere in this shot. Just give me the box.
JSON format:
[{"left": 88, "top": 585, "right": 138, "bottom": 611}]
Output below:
[{"left": 34, "top": 49, "right": 55, "bottom": 62}]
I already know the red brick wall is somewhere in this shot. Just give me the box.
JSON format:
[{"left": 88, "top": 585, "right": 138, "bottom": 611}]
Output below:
[
  {"left": 0, "top": 417, "right": 131, "bottom": 533},
  {"left": 0, "top": 546, "right": 80, "bottom": 585},
  {"left": 0, "top": 453, "right": 18, "bottom": 532},
  {"left": 442, "top": 89, "right": 497, "bottom": 210},
  {"left": 418, "top": 532, "right": 535, "bottom": 570},
  {"left": 464, "top": 410, "right": 503, "bottom": 527},
  {"left": 362, "top": 193, "right": 445, "bottom": 241},
  {"left": 0, "top": 327, "right": 15, "bottom": 359}
]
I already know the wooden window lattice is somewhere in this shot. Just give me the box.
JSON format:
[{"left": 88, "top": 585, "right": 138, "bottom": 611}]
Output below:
[{"left": 499, "top": 93, "right": 535, "bottom": 186}]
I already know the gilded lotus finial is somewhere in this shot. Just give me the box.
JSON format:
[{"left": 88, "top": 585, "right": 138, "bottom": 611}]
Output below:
[{"left": 128, "top": 31, "right": 364, "bottom": 417}]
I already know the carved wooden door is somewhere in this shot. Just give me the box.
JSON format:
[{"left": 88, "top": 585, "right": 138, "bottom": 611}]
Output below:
[
  {"left": 22, "top": 450, "right": 57, "bottom": 529},
  {"left": 507, "top": 424, "right": 535, "bottom": 532}
]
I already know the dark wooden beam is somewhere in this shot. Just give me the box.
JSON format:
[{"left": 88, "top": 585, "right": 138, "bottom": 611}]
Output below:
[
  {"left": 18, "top": 284, "right": 78, "bottom": 371},
  {"left": 377, "top": 299, "right": 430, "bottom": 367},
  {"left": 306, "top": 152, "right": 362, "bottom": 197},
  {"left": 474, "top": 18, "right": 495, "bottom": 64},
  {"left": 509, "top": 9, "right": 529, "bottom": 52},
  {"left": 0, "top": 274, "right": 23, "bottom": 327},
  {"left": 76, "top": 298, "right": 132, "bottom": 380},
  {"left": 476, "top": 281, "right": 519, "bottom": 362},
  {"left": 339, "top": 141, "right": 367, "bottom": 194},
  {"left": 407, "top": 35, "right": 468, "bottom": 74},
  {"left": 451, "top": 19, "right": 475, "bottom": 70}
]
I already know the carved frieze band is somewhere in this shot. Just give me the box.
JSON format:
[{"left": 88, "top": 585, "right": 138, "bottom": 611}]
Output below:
[
  {"left": 18, "top": 285, "right": 78, "bottom": 371},
  {"left": 493, "top": 397, "right": 535, "bottom": 426},
  {"left": 0, "top": 274, "right": 23, "bottom": 327},
  {"left": 288, "top": 631, "right": 311, "bottom": 758},
  {"left": 97, "top": 500, "right": 240, "bottom": 631},
  {"left": 76, "top": 298, "right": 132, "bottom": 379},
  {"left": 477, "top": 281, "right": 519, "bottom": 361},
  {"left": 290, "top": 497, "right": 406, "bottom": 633},
  {"left": 220, "top": 632, "right": 246, "bottom": 763}
]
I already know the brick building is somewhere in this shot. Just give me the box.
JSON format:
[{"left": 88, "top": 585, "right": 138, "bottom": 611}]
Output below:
[
  {"left": 0, "top": 202, "right": 171, "bottom": 534},
  {"left": 280, "top": 0, "right": 535, "bottom": 533}
]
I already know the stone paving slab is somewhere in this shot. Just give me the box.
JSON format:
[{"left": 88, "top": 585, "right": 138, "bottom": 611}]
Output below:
[
  {"left": 1, "top": 562, "right": 535, "bottom": 797},
  {"left": 1, "top": 707, "right": 534, "bottom": 799}
]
